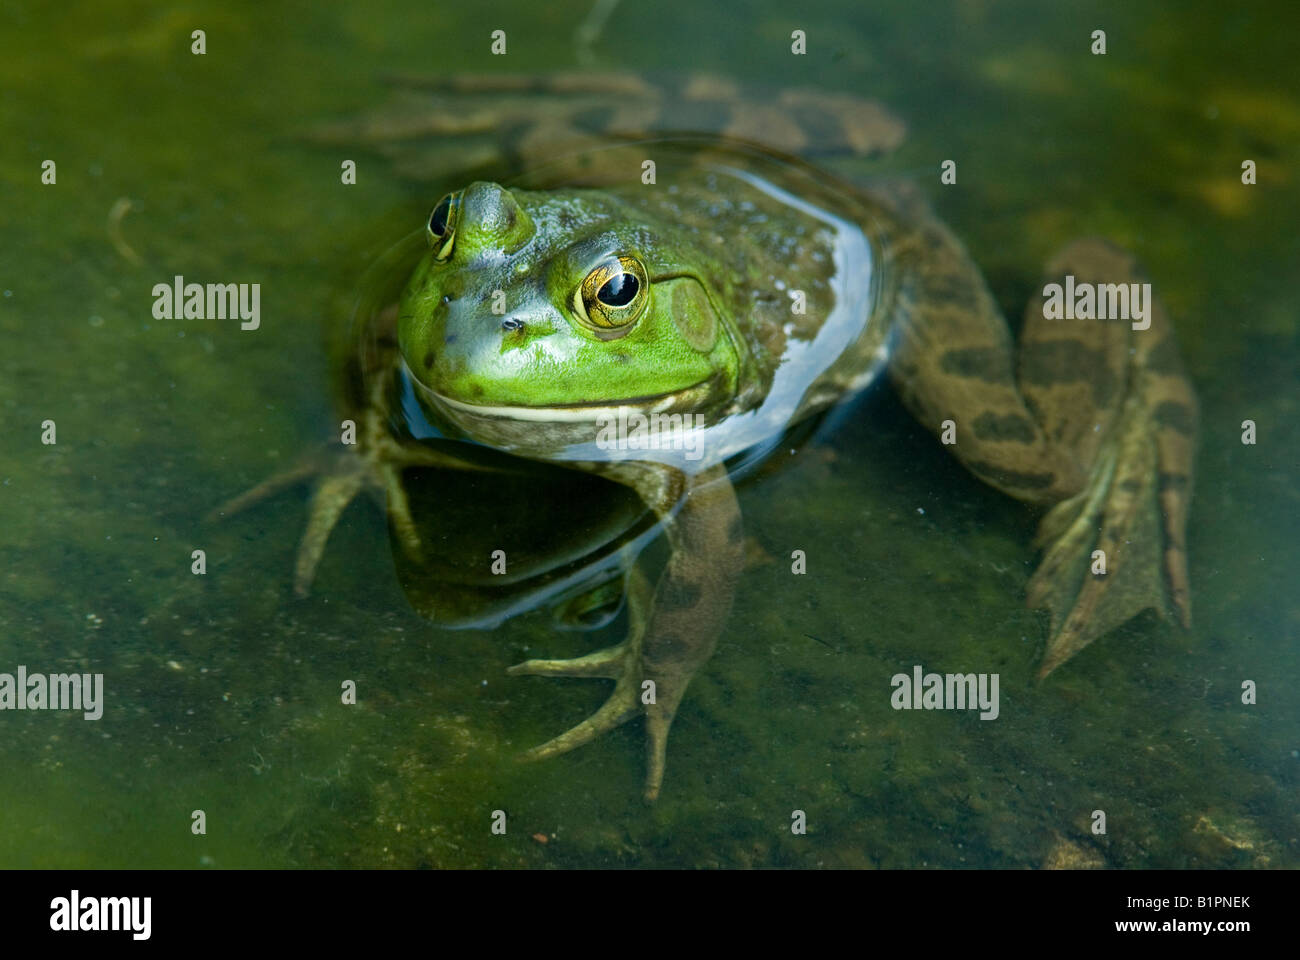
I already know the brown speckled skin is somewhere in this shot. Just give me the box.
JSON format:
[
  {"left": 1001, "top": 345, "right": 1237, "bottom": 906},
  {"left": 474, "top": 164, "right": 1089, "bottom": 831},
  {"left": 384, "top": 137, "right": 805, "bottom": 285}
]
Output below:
[{"left": 876, "top": 190, "right": 1195, "bottom": 678}]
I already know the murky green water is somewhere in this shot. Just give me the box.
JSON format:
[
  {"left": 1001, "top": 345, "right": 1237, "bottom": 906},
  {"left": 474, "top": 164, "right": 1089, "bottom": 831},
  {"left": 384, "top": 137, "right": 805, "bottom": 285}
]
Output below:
[{"left": 2, "top": 0, "right": 1296, "bottom": 868}]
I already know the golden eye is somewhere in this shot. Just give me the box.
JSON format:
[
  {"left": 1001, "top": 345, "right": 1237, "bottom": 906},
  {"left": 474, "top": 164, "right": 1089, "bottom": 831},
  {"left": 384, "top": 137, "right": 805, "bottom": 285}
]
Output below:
[
  {"left": 575, "top": 256, "right": 649, "bottom": 334},
  {"left": 427, "top": 192, "right": 461, "bottom": 261}
]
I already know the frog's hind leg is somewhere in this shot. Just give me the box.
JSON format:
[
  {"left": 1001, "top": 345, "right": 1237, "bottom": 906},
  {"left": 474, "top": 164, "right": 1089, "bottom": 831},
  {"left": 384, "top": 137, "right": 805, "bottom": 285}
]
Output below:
[
  {"left": 307, "top": 72, "right": 905, "bottom": 184},
  {"left": 1020, "top": 239, "right": 1196, "bottom": 677},
  {"left": 886, "top": 217, "right": 1088, "bottom": 506},
  {"left": 887, "top": 223, "right": 1195, "bottom": 676}
]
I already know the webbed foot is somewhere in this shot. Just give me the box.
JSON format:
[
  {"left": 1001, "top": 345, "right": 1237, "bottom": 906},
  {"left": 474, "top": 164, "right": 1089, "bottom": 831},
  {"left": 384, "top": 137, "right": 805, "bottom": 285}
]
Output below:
[
  {"left": 507, "top": 464, "right": 743, "bottom": 801},
  {"left": 208, "top": 355, "right": 490, "bottom": 599},
  {"left": 508, "top": 570, "right": 673, "bottom": 799},
  {"left": 886, "top": 222, "right": 1197, "bottom": 677},
  {"left": 508, "top": 636, "right": 653, "bottom": 778},
  {"left": 210, "top": 432, "right": 450, "bottom": 596},
  {"left": 1023, "top": 240, "right": 1197, "bottom": 677}
]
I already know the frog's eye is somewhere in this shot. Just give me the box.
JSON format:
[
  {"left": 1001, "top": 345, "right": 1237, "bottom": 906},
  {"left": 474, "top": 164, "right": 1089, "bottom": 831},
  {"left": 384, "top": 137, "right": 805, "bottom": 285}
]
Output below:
[
  {"left": 574, "top": 256, "right": 649, "bottom": 335},
  {"left": 427, "top": 192, "right": 461, "bottom": 261}
]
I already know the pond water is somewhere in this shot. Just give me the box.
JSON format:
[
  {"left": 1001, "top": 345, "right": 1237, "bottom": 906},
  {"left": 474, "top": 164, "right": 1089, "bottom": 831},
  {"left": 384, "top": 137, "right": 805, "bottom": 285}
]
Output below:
[{"left": 1, "top": 0, "right": 1296, "bottom": 867}]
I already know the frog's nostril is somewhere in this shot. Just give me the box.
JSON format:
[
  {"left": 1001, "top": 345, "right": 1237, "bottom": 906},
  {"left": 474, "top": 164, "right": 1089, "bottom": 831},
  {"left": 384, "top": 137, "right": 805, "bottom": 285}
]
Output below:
[{"left": 501, "top": 318, "right": 524, "bottom": 332}]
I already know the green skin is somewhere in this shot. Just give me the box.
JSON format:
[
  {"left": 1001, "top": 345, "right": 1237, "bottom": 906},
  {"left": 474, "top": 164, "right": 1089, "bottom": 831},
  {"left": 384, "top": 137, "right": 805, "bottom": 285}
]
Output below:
[
  {"left": 400, "top": 183, "right": 743, "bottom": 415},
  {"left": 386, "top": 156, "right": 1194, "bottom": 801}
]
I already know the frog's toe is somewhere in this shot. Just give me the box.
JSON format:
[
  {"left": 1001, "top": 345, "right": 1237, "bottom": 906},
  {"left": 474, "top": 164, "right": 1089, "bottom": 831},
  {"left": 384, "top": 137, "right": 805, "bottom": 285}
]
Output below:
[
  {"left": 207, "top": 449, "right": 370, "bottom": 596},
  {"left": 508, "top": 635, "right": 681, "bottom": 798},
  {"left": 293, "top": 466, "right": 368, "bottom": 596},
  {"left": 516, "top": 684, "right": 642, "bottom": 764},
  {"left": 643, "top": 705, "right": 674, "bottom": 803},
  {"left": 205, "top": 456, "right": 325, "bottom": 523},
  {"left": 379, "top": 459, "right": 425, "bottom": 561},
  {"left": 1029, "top": 393, "right": 1193, "bottom": 678},
  {"left": 507, "top": 640, "right": 630, "bottom": 679},
  {"left": 293, "top": 446, "right": 440, "bottom": 594},
  {"left": 507, "top": 645, "right": 690, "bottom": 801},
  {"left": 507, "top": 566, "right": 685, "bottom": 799},
  {"left": 510, "top": 641, "right": 642, "bottom": 757}
]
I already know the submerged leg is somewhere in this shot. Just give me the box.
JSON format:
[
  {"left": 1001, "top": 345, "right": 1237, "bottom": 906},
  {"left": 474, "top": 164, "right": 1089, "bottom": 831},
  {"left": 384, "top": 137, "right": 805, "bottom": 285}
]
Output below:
[
  {"left": 210, "top": 369, "right": 506, "bottom": 596},
  {"left": 508, "top": 567, "right": 652, "bottom": 757},
  {"left": 508, "top": 462, "right": 744, "bottom": 800},
  {"left": 305, "top": 72, "right": 906, "bottom": 184},
  {"left": 1021, "top": 239, "right": 1196, "bottom": 676},
  {"left": 887, "top": 216, "right": 1087, "bottom": 505},
  {"left": 887, "top": 219, "right": 1195, "bottom": 675}
]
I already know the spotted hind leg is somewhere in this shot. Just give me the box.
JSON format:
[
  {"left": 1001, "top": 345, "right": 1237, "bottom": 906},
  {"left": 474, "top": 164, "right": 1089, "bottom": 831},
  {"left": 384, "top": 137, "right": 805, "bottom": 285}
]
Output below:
[
  {"left": 305, "top": 72, "right": 906, "bottom": 183},
  {"left": 507, "top": 462, "right": 743, "bottom": 801},
  {"left": 887, "top": 218, "right": 1195, "bottom": 675},
  {"left": 1019, "top": 239, "right": 1196, "bottom": 676}
]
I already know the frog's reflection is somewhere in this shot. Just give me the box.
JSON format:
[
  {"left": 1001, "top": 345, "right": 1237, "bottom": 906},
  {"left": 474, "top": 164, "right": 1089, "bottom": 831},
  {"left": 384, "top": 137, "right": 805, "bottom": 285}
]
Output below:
[
  {"left": 386, "top": 401, "right": 827, "bottom": 635},
  {"left": 389, "top": 444, "right": 659, "bottom": 632}
]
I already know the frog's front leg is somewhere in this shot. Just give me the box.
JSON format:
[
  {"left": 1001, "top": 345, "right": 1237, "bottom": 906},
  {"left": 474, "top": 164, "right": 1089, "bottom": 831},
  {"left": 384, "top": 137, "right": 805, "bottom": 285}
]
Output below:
[
  {"left": 210, "top": 364, "right": 503, "bottom": 596},
  {"left": 508, "top": 462, "right": 743, "bottom": 801},
  {"left": 888, "top": 222, "right": 1196, "bottom": 677}
]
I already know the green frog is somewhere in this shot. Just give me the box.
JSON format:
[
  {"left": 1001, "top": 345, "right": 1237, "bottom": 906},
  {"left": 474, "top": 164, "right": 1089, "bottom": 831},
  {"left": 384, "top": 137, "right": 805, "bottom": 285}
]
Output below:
[{"left": 220, "top": 74, "right": 1197, "bottom": 800}]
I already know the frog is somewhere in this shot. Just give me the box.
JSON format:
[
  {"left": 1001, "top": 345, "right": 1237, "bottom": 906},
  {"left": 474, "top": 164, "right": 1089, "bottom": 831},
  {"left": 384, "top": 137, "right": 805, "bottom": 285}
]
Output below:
[{"left": 218, "top": 73, "right": 1197, "bottom": 800}]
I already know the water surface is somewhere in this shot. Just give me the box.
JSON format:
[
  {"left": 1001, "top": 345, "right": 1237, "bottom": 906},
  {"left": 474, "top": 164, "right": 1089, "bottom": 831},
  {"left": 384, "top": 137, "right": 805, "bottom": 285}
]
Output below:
[{"left": 1, "top": 0, "right": 1296, "bottom": 868}]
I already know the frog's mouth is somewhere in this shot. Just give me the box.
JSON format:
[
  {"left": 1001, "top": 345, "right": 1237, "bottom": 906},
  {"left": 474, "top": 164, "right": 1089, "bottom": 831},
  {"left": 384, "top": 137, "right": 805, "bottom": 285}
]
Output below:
[{"left": 411, "top": 371, "right": 721, "bottom": 423}]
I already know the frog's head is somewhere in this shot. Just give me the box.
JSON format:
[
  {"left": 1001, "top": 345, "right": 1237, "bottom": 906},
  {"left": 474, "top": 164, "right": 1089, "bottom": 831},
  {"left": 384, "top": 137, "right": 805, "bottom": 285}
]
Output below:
[{"left": 398, "top": 181, "right": 742, "bottom": 435}]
